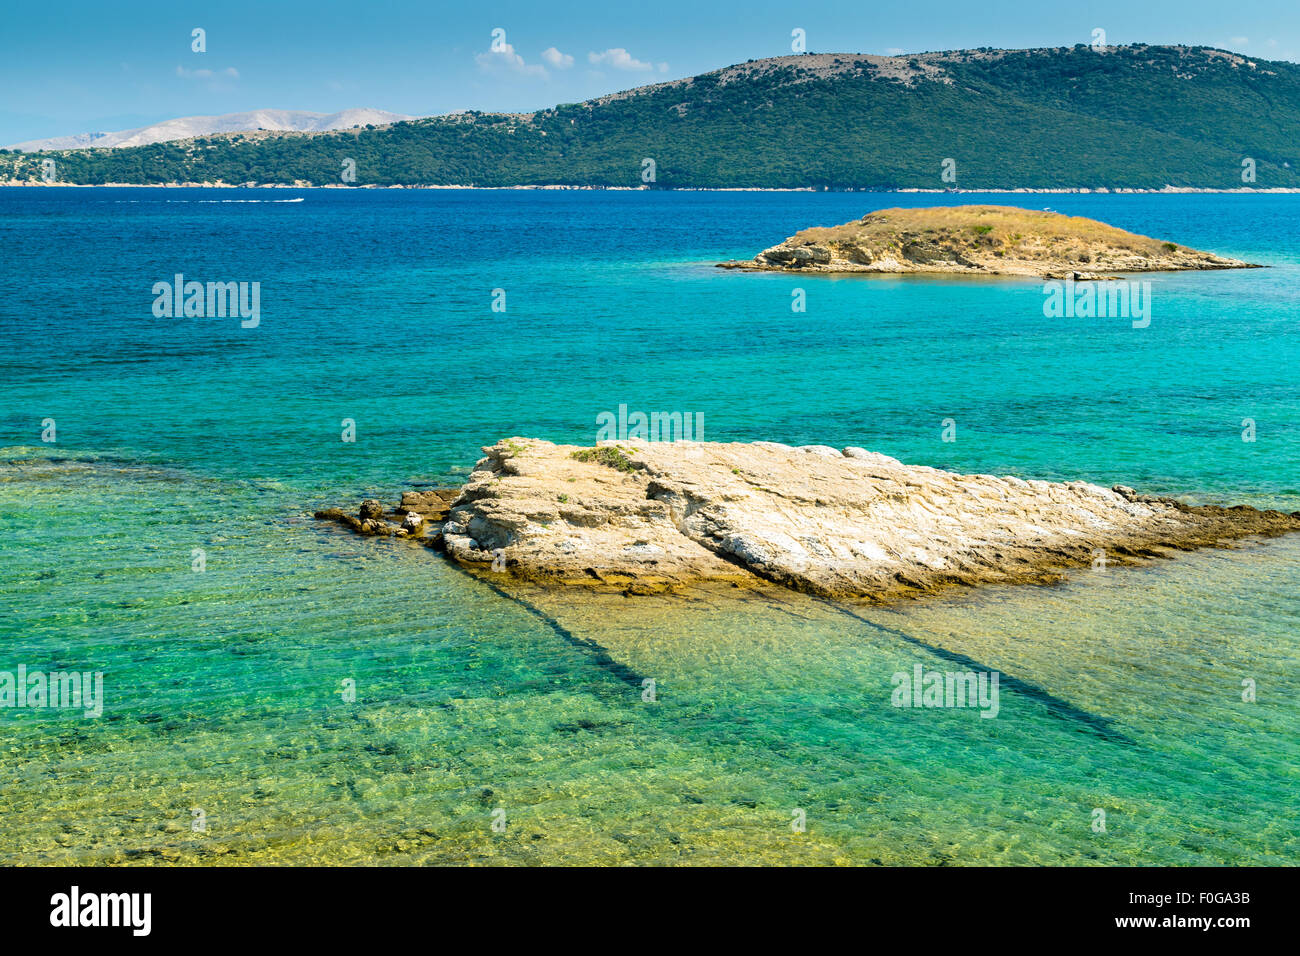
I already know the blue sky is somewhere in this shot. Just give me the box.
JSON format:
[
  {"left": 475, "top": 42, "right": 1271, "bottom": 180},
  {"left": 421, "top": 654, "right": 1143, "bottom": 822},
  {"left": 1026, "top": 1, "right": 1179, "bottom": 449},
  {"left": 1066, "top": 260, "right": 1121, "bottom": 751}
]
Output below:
[{"left": 3, "top": 0, "right": 1297, "bottom": 144}]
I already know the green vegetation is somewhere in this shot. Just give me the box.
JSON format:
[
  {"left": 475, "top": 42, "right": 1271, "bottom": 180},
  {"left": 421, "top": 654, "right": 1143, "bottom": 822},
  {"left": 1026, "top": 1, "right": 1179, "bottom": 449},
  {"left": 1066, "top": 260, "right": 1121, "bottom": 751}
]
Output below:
[
  {"left": 5, "top": 45, "right": 1299, "bottom": 189},
  {"left": 570, "top": 447, "right": 638, "bottom": 473}
]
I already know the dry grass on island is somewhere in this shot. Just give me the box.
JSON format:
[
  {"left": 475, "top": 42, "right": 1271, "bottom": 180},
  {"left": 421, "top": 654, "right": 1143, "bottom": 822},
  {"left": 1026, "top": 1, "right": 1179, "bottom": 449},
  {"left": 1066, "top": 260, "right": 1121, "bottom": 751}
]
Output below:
[{"left": 719, "top": 205, "right": 1259, "bottom": 278}]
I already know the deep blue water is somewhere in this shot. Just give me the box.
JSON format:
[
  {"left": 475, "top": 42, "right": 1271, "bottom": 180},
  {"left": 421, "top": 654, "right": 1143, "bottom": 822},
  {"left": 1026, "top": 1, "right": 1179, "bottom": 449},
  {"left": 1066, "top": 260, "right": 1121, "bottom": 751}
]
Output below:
[{"left": 3, "top": 188, "right": 1297, "bottom": 501}]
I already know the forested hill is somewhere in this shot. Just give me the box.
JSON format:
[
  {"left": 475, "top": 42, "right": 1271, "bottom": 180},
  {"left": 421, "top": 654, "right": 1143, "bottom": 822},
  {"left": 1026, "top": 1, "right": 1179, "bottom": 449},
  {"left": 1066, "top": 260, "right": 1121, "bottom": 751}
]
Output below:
[{"left": 4, "top": 44, "right": 1299, "bottom": 189}]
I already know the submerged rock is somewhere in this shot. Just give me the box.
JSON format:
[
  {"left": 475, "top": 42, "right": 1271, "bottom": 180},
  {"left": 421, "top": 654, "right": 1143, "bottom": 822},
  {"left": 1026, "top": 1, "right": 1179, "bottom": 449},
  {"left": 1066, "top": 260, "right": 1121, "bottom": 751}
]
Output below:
[
  {"left": 399, "top": 489, "right": 458, "bottom": 521},
  {"left": 437, "top": 437, "right": 1300, "bottom": 601},
  {"left": 314, "top": 489, "right": 460, "bottom": 542}
]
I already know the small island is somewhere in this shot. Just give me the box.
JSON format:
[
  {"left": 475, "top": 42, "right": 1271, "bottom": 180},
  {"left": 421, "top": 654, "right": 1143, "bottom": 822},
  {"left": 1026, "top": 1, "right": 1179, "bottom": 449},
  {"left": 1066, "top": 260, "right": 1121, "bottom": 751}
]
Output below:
[
  {"left": 317, "top": 438, "right": 1300, "bottom": 602},
  {"left": 718, "top": 205, "right": 1258, "bottom": 278}
]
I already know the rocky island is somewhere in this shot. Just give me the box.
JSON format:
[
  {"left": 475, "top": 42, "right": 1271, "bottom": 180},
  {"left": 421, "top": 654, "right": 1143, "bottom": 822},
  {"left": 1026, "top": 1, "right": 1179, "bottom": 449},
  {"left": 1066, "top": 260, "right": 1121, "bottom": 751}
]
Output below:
[
  {"left": 318, "top": 438, "right": 1300, "bottom": 602},
  {"left": 719, "top": 205, "right": 1258, "bottom": 278}
]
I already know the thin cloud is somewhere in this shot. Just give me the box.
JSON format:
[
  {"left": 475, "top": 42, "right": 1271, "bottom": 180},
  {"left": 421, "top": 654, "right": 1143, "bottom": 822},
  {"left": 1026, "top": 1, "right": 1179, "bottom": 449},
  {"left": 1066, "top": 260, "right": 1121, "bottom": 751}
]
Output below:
[
  {"left": 176, "top": 66, "right": 239, "bottom": 80},
  {"left": 588, "top": 48, "right": 656, "bottom": 71},
  {"left": 541, "top": 47, "right": 574, "bottom": 69},
  {"left": 475, "top": 43, "right": 547, "bottom": 77}
]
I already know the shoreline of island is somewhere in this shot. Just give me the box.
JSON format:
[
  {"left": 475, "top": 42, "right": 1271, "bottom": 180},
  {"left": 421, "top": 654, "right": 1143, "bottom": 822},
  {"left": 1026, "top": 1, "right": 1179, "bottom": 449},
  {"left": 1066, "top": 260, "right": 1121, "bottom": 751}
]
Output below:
[{"left": 719, "top": 204, "right": 1261, "bottom": 278}]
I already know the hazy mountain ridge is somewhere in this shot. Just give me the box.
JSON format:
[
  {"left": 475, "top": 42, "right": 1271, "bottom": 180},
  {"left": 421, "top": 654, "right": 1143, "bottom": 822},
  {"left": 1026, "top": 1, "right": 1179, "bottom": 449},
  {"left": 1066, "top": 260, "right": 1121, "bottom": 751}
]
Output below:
[
  {"left": 3, "top": 45, "right": 1298, "bottom": 188},
  {"left": 7, "top": 108, "right": 415, "bottom": 152}
]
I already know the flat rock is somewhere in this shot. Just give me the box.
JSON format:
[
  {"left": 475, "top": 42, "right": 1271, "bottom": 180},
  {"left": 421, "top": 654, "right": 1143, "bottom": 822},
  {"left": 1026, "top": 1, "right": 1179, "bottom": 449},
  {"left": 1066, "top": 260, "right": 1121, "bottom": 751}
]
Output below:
[{"left": 439, "top": 437, "right": 1300, "bottom": 600}]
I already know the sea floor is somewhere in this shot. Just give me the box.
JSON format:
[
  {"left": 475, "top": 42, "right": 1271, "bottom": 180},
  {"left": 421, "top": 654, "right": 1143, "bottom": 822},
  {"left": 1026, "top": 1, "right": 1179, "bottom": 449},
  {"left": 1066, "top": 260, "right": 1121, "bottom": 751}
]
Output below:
[{"left": 2, "top": 454, "right": 1296, "bottom": 865}]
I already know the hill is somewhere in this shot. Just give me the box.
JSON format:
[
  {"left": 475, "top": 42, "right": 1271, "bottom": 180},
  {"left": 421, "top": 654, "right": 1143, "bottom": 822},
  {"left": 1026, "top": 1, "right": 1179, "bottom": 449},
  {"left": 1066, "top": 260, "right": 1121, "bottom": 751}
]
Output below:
[{"left": 3, "top": 45, "right": 1298, "bottom": 189}]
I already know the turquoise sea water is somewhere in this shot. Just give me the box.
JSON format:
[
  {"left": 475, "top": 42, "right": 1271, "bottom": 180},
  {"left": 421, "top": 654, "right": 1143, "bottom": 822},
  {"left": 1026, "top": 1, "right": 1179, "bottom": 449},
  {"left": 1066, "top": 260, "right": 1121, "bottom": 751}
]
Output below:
[{"left": 1, "top": 188, "right": 1297, "bottom": 864}]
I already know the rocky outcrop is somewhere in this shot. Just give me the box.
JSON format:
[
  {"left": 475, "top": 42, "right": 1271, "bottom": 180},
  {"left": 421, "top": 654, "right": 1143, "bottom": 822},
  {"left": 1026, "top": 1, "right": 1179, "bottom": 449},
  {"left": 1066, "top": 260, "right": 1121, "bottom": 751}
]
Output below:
[
  {"left": 314, "top": 488, "right": 459, "bottom": 542},
  {"left": 718, "top": 205, "right": 1258, "bottom": 278},
  {"left": 438, "top": 438, "right": 1300, "bottom": 600},
  {"left": 397, "top": 489, "right": 458, "bottom": 523}
]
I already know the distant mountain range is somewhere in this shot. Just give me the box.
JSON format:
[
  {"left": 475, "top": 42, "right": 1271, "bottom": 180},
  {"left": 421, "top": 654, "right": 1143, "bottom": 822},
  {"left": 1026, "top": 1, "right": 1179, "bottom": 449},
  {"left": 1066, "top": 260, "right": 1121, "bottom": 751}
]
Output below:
[
  {"left": 3, "top": 45, "right": 1298, "bottom": 189},
  {"left": 6, "top": 108, "right": 414, "bottom": 152}
]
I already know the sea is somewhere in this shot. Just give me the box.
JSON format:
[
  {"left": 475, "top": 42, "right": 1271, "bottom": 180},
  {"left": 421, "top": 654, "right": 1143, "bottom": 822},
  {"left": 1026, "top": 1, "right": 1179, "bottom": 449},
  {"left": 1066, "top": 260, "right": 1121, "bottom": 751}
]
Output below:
[{"left": 1, "top": 187, "right": 1296, "bottom": 864}]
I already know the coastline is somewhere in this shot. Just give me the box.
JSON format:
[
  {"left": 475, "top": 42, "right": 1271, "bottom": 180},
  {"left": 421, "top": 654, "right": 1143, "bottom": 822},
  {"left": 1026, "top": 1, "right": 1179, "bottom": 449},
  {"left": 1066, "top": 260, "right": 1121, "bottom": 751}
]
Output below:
[{"left": 5, "top": 181, "right": 1300, "bottom": 193}]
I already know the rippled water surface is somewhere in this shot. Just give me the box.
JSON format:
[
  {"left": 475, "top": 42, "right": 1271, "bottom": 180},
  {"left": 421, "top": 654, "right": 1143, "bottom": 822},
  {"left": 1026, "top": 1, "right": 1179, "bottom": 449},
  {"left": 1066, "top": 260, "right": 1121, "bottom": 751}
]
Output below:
[{"left": 1, "top": 188, "right": 1297, "bottom": 864}]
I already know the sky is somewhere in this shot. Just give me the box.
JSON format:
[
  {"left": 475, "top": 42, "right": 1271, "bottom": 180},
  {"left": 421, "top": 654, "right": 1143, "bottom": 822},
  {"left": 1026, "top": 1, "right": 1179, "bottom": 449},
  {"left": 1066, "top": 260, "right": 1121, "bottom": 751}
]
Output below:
[{"left": 3, "top": 0, "right": 1298, "bottom": 144}]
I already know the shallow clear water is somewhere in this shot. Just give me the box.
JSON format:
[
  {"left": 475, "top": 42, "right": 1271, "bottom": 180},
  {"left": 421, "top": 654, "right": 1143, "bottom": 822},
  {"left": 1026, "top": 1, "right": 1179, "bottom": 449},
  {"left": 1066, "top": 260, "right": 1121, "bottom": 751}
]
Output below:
[{"left": 1, "top": 188, "right": 1297, "bottom": 864}]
